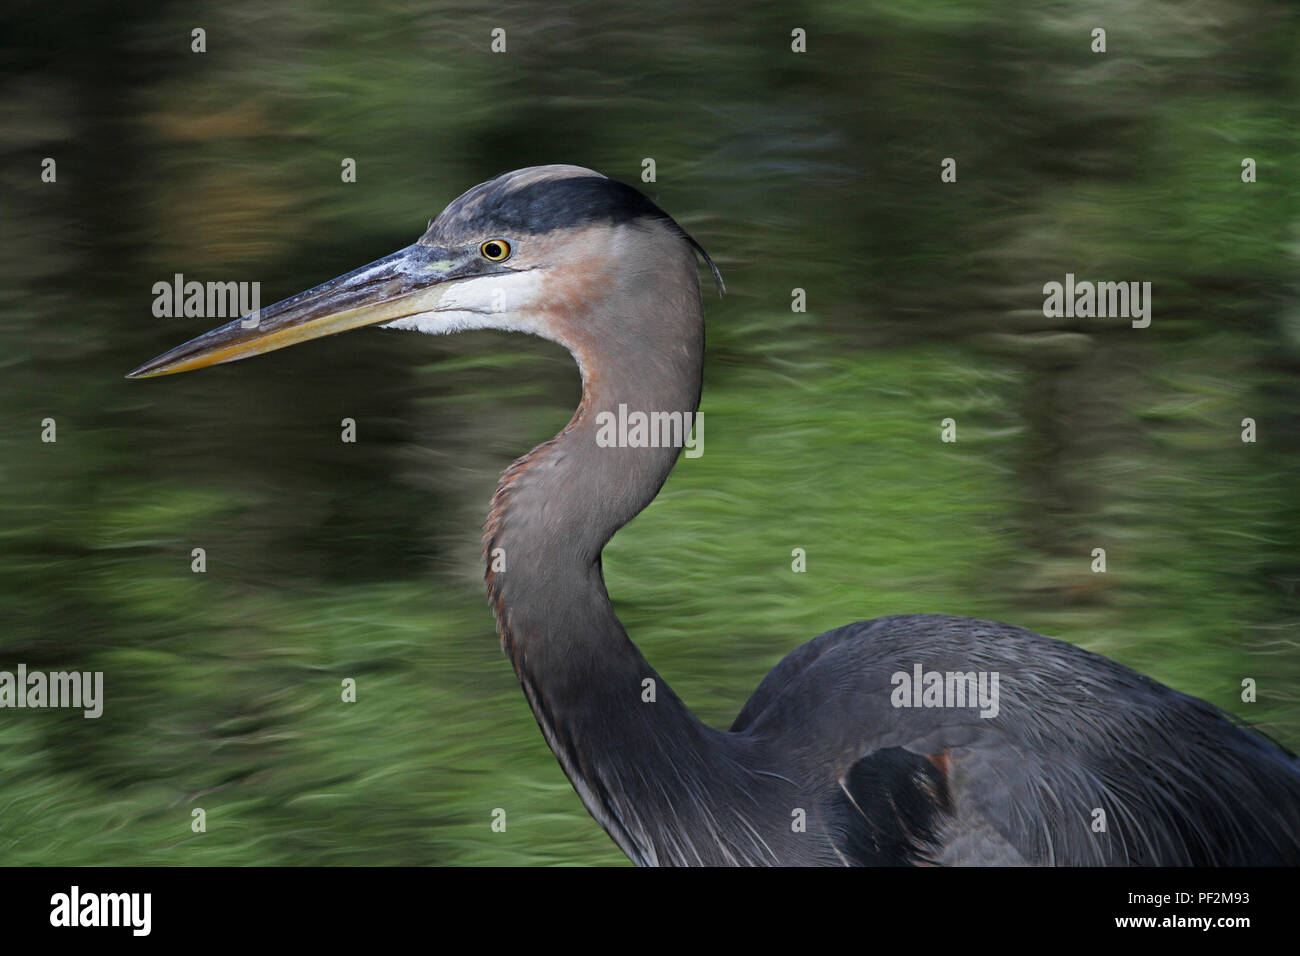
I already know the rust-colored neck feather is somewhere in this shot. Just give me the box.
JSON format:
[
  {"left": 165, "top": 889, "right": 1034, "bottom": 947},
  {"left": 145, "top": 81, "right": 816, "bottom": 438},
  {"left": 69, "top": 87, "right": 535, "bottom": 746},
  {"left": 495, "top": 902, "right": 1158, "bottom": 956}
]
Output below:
[{"left": 476, "top": 224, "right": 775, "bottom": 864}]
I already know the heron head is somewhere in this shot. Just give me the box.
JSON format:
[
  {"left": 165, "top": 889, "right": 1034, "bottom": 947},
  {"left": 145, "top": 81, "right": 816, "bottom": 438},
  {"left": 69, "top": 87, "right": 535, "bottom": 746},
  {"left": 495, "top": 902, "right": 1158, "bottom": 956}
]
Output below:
[{"left": 126, "top": 165, "right": 720, "bottom": 379}]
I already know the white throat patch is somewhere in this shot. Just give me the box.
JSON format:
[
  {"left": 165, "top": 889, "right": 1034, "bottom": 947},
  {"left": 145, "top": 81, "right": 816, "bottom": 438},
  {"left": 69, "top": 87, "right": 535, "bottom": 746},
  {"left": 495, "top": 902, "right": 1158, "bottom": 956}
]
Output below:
[{"left": 380, "top": 269, "right": 546, "bottom": 336}]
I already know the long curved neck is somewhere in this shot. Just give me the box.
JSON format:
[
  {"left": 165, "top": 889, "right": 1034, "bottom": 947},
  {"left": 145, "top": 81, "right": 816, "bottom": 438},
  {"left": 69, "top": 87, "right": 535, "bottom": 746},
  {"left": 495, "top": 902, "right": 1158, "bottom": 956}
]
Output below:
[{"left": 481, "top": 234, "right": 772, "bottom": 865}]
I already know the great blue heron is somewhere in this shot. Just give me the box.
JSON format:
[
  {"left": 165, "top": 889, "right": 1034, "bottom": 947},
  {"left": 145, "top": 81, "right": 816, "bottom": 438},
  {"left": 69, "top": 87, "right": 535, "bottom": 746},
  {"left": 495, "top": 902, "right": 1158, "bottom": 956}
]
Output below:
[{"left": 130, "top": 165, "right": 1300, "bottom": 866}]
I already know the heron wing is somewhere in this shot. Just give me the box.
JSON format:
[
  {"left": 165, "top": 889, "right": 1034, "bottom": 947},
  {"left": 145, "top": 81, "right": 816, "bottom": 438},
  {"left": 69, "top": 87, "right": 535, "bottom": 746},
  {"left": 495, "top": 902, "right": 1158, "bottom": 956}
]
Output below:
[{"left": 732, "top": 614, "right": 1300, "bottom": 866}]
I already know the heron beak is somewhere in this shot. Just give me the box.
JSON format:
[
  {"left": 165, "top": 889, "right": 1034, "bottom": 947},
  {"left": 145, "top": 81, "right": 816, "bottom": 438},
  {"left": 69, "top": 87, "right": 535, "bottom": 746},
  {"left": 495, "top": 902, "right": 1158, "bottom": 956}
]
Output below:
[{"left": 126, "top": 244, "right": 469, "bottom": 379}]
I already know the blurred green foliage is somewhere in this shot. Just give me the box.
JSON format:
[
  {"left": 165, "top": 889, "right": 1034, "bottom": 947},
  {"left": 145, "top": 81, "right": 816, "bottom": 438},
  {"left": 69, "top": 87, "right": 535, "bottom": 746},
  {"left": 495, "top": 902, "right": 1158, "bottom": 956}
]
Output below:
[{"left": 1, "top": 0, "right": 1298, "bottom": 864}]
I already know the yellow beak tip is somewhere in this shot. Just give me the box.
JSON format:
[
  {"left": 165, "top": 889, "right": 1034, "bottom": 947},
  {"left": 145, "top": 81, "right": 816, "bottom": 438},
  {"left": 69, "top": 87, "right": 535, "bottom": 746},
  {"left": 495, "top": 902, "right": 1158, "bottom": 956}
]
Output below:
[{"left": 125, "top": 362, "right": 167, "bottom": 380}]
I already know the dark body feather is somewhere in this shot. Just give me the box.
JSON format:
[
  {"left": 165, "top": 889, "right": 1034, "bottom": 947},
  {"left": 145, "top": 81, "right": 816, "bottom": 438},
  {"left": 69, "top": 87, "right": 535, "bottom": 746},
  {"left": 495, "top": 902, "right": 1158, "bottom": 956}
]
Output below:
[{"left": 731, "top": 614, "right": 1300, "bottom": 865}]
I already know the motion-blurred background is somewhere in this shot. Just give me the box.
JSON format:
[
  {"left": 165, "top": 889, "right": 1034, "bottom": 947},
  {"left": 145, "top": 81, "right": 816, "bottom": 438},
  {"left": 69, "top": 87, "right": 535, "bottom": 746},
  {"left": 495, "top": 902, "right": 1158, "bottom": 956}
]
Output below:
[{"left": 1, "top": 1, "right": 1298, "bottom": 865}]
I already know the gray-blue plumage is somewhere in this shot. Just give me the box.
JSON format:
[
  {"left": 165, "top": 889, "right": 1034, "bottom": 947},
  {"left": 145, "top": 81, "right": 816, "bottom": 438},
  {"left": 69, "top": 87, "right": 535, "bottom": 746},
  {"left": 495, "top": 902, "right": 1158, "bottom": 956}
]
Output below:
[
  {"left": 128, "top": 166, "right": 1300, "bottom": 866},
  {"left": 734, "top": 614, "right": 1300, "bottom": 865}
]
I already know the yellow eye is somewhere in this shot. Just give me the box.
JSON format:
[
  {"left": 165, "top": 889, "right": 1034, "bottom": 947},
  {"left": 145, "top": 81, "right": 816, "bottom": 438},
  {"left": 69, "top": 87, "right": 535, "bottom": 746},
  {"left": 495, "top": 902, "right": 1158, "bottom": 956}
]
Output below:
[{"left": 479, "top": 239, "right": 512, "bottom": 262}]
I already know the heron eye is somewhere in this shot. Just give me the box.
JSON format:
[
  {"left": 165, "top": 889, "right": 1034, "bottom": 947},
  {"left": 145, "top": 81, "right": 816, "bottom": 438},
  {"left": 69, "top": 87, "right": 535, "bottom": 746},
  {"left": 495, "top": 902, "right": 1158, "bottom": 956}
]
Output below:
[{"left": 479, "top": 239, "right": 512, "bottom": 262}]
